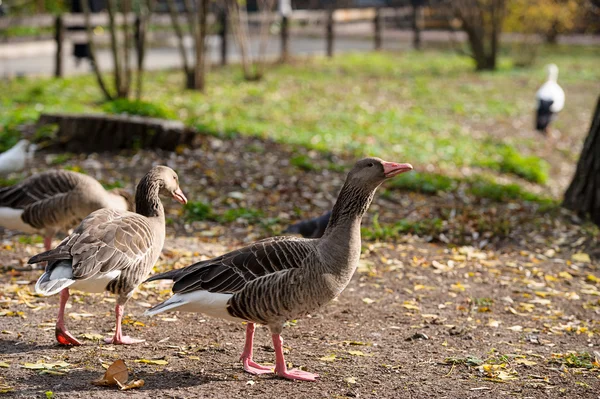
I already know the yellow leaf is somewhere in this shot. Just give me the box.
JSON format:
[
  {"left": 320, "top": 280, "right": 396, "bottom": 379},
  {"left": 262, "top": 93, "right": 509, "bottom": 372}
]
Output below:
[
  {"left": 320, "top": 354, "right": 337, "bottom": 362},
  {"left": 558, "top": 271, "right": 573, "bottom": 280},
  {"left": 402, "top": 302, "right": 420, "bottom": 311},
  {"left": 348, "top": 350, "right": 372, "bottom": 357},
  {"left": 0, "top": 362, "right": 9, "bottom": 368},
  {"left": 134, "top": 359, "right": 168, "bottom": 365},
  {"left": 586, "top": 275, "right": 600, "bottom": 284},
  {"left": 362, "top": 298, "right": 375, "bottom": 304},
  {"left": 488, "top": 319, "right": 501, "bottom": 328},
  {"left": 80, "top": 333, "right": 105, "bottom": 341},
  {"left": 514, "top": 358, "right": 537, "bottom": 366},
  {"left": 450, "top": 282, "right": 466, "bottom": 292},
  {"left": 572, "top": 253, "right": 591, "bottom": 263}
]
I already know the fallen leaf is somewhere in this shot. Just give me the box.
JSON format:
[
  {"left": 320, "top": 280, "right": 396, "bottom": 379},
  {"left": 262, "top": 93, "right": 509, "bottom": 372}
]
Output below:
[
  {"left": 362, "top": 298, "right": 375, "bottom": 304},
  {"left": 118, "top": 379, "right": 145, "bottom": 391},
  {"left": 514, "top": 358, "right": 537, "bottom": 366},
  {"left": 0, "top": 362, "right": 9, "bottom": 368},
  {"left": 134, "top": 359, "right": 168, "bottom": 365},
  {"left": 80, "top": 333, "right": 105, "bottom": 341},
  {"left": 22, "top": 361, "right": 70, "bottom": 371},
  {"left": 487, "top": 319, "right": 501, "bottom": 328},
  {"left": 344, "top": 376, "right": 357, "bottom": 384},
  {"left": 319, "top": 354, "right": 337, "bottom": 362},
  {"left": 507, "top": 325, "right": 523, "bottom": 332},
  {"left": 348, "top": 350, "right": 372, "bottom": 357},
  {"left": 586, "top": 274, "right": 600, "bottom": 284},
  {"left": 246, "top": 380, "right": 255, "bottom": 386},
  {"left": 572, "top": 253, "right": 591, "bottom": 263},
  {"left": 92, "top": 359, "right": 128, "bottom": 386}
]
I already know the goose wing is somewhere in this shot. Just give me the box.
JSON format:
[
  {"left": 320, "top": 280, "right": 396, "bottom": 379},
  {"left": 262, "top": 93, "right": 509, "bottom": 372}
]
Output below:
[
  {"left": 29, "top": 208, "right": 156, "bottom": 280},
  {"left": 146, "top": 236, "right": 316, "bottom": 295}
]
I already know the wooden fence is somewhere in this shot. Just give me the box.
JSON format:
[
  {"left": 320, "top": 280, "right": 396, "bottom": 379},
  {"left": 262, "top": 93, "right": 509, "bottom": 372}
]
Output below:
[{"left": 0, "top": 5, "right": 452, "bottom": 77}]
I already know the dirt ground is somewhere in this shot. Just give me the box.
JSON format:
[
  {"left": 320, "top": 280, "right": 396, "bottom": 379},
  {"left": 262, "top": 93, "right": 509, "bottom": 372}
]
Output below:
[{"left": 1, "top": 136, "right": 599, "bottom": 398}]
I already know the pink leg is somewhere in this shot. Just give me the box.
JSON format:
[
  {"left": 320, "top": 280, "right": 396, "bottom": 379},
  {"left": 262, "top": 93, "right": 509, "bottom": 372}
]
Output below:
[
  {"left": 104, "top": 304, "right": 145, "bottom": 345},
  {"left": 44, "top": 236, "right": 52, "bottom": 251},
  {"left": 240, "top": 323, "right": 273, "bottom": 375},
  {"left": 55, "top": 289, "right": 82, "bottom": 346},
  {"left": 272, "top": 334, "right": 318, "bottom": 381}
]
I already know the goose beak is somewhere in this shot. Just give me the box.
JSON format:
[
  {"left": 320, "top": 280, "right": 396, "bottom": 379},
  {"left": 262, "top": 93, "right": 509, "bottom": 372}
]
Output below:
[
  {"left": 172, "top": 188, "right": 188, "bottom": 204},
  {"left": 382, "top": 162, "right": 413, "bottom": 178}
]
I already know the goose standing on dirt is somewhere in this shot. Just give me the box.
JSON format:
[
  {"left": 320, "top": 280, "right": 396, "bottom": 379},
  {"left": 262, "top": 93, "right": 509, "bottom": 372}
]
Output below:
[
  {"left": 29, "top": 166, "right": 187, "bottom": 346},
  {"left": 0, "top": 170, "right": 134, "bottom": 250},
  {"left": 145, "top": 158, "right": 412, "bottom": 381},
  {"left": 535, "top": 63, "right": 565, "bottom": 135},
  {"left": 0, "top": 139, "right": 36, "bottom": 175}
]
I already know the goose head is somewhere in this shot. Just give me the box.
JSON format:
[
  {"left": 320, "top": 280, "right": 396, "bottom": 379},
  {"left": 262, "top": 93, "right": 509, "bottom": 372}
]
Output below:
[
  {"left": 152, "top": 165, "right": 188, "bottom": 204},
  {"left": 347, "top": 157, "right": 413, "bottom": 190}
]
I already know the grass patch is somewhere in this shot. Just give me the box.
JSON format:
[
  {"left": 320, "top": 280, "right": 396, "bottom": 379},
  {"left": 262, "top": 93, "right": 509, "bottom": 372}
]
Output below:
[
  {"left": 219, "top": 207, "right": 265, "bottom": 224},
  {"left": 290, "top": 154, "right": 320, "bottom": 172},
  {"left": 102, "top": 99, "right": 176, "bottom": 119},
  {"left": 467, "top": 178, "right": 555, "bottom": 206},
  {"left": 184, "top": 201, "right": 215, "bottom": 221},
  {"left": 390, "top": 172, "right": 458, "bottom": 194},
  {"left": 362, "top": 214, "right": 444, "bottom": 241},
  {"left": 477, "top": 144, "right": 549, "bottom": 184}
]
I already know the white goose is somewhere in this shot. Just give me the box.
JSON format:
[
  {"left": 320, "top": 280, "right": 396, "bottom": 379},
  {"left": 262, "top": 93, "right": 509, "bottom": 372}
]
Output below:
[
  {"left": 0, "top": 140, "right": 36, "bottom": 175},
  {"left": 535, "top": 63, "right": 565, "bottom": 135}
]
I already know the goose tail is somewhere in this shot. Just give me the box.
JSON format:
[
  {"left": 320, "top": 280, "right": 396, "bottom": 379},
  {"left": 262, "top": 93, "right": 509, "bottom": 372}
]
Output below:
[{"left": 34, "top": 260, "right": 75, "bottom": 296}]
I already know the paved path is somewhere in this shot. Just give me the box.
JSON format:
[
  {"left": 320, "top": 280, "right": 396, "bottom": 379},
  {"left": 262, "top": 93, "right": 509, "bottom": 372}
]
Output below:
[{"left": 1, "top": 29, "right": 598, "bottom": 78}]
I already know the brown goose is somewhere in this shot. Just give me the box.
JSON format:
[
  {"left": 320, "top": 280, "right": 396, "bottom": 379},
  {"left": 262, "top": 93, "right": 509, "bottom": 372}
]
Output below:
[
  {"left": 145, "top": 157, "right": 412, "bottom": 381},
  {"left": 29, "top": 166, "right": 187, "bottom": 346},
  {"left": 0, "top": 170, "right": 134, "bottom": 250}
]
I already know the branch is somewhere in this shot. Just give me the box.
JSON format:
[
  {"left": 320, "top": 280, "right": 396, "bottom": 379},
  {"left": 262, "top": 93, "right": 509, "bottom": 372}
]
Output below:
[
  {"left": 81, "top": 0, "right": 113, "bottom": 100},
  {"left": 106, "top": 0, "right": 122, "bottom": 97},
  {"left": 166, "top": 0, "right": 191, "bottom": 75}
]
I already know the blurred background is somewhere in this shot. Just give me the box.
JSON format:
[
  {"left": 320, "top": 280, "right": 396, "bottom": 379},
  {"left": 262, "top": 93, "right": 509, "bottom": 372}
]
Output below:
[{"left": 0, "top": 0, "right": 599, "bottom": 249}]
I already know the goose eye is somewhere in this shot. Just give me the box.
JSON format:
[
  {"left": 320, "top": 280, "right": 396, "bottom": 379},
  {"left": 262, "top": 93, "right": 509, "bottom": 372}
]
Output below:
[{"left": 367, "top": 163, "right": 374, "bottom": 167}]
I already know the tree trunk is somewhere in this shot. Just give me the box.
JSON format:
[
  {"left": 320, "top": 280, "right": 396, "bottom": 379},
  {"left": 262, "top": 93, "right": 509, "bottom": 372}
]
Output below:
[
  {"left": 81, "top": 0, "right": 113, "bottom": 100},
  {"left": 563, "top": 96, "right": 600, "bottom": 226},
  {"left": 193, "top": 0, "right": 208, "bottom": 92}
]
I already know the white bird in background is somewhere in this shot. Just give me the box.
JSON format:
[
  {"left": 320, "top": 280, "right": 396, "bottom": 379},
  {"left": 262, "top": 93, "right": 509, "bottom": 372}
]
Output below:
[
  {"left": 535, "top": 63, "right": 565, "bottom": 136},
  {"left": 0, "top": 140, "right": 37, "bottom": 175}
]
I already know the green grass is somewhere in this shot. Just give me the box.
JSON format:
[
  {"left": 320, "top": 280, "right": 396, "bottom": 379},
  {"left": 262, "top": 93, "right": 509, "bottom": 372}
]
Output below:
[{"left": 1, "top": 46, "right": 597, "bottom": 190}]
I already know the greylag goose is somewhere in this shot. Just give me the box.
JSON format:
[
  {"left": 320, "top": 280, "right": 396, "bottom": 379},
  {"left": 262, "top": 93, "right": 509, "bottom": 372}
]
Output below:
[
  {"left": 536, "top": 63, "right": 565, "bottom": 135},
  {"left": 29, "top": 166, "right": 187, "bottom": 346},
  {"left": 0, "top": 139, "right": 36, "bottom": 175},
  {"left": 0, "top": 170, "right": 133, "bottom": 250},
  {"left": 284, "top": 211, "right": 332, "bottom": 238},
  {"left": 145, "top": 158, "right": 412, "bottom": 381}
]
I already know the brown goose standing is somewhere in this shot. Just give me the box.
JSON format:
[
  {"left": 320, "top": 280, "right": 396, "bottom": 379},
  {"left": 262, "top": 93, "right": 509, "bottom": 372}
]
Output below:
[
  {"left": 0, "top": 170, "right": 134, "bottom": 250},
  {"left": 29, "top": 166, "right": 187, "bottom": 346},
  {"left": 145, "top": 158, "right": 412, "bottom": 381}
]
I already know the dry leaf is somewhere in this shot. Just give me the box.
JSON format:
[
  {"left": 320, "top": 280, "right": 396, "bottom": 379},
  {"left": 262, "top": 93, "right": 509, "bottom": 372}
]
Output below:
[
  {"left": 348, "top": 350, "right": 372, "bottom": 357},
  {"left": 92, "top": 359, "right": 128, "bottom": 386},
  {"left": 118, "top": 379, "right": 145, "bottom": 391},
  {"left": 514, "top": 358, "right": 537, "bottom": 366},
  {"left": 362, "top": 298, "right": 375, "bottom": 304},
  {"left": 80, "top": 333, "right": 105, "bottom": 341},
  {"left": 507, "top": 325, "right": 523, "bottom": 332},
  {"left": 0, "top": 362, "right": 9, "bottom": 368},
  {"left": 134, "top": 359, "right": 168, "bottom": 365},
  {"left": 344, "top": 376, "right": 357, "bottom": 384},
  {"left": 572, "top": 253, "right": 591, "bottom": 263},
  {"left": 319, "top": 354, "right": 337, "bottom": 362}
]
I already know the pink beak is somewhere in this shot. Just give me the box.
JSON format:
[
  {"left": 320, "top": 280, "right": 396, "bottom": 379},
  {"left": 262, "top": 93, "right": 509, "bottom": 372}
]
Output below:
[
  {"left": 382, "top": 162, "right": 413, "bottom": 178},
  {"left": 172, "top": 187, "right": 188, "bottom": 204}
]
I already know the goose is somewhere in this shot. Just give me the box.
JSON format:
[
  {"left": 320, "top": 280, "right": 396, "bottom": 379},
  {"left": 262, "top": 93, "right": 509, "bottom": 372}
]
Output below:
[
  {"left": 0, "top": 139, "right": 36, "bottom": 175},
  {"left": 535, "top": 63, "right": 565, "bottom": 135},
  {"left": 0, "top": 170, "right": 134, "bottom": 251},
  {"left": 284, "top": 211, "right": 332, "bottom": 238},
  {"left": 144, "top": 158, "right": 412, "bottom": 381},
  {"left": 29, "top": 166, "right": 187, "bottom": 346}
]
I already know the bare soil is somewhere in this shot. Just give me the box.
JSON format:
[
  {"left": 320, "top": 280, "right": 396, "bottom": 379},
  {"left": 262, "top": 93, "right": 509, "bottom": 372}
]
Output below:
[{"left": 1, "top": 135, "right": 599, "bottom": 398}]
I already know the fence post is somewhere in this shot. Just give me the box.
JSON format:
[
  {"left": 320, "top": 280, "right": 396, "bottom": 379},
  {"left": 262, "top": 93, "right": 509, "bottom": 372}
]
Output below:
[
  {"left": 374, "top": 8, "right": 382, "bottom": 50},
  {"left": 326, "top": 8, "right": 334, "bottom": 57},
  {"left": 54, "top": 14, "right": 64, "bottom": 78},
  {"left": 219, "top": 9, "right": 228, "bottom": 66},
  {"left": 280, "top": 14, "right": 289, "bottom": 62},
  {"left": 412, "top": 1, "right": 423, "bottom": 50}
]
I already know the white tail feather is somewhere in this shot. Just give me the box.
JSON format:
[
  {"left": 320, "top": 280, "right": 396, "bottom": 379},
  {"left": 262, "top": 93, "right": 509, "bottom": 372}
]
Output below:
[{"left": 144, "top": 291, "right": 241, "bottom": 322}]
